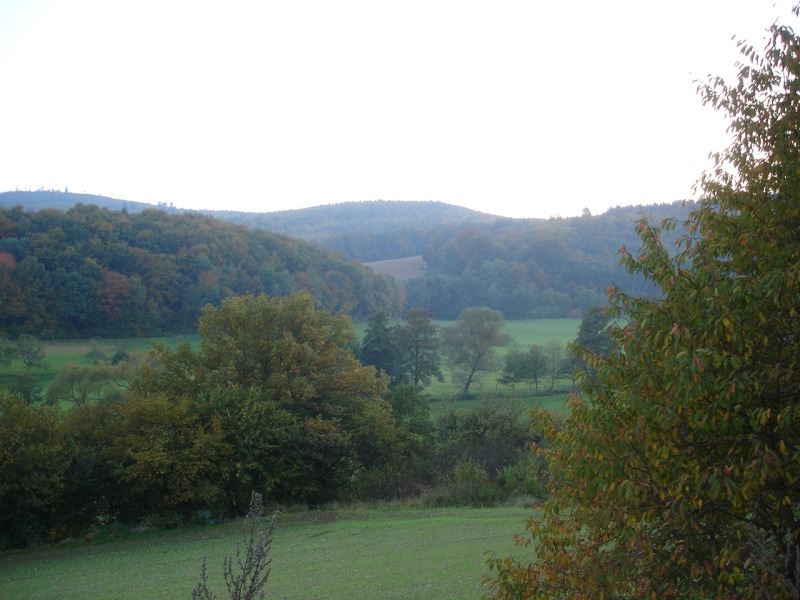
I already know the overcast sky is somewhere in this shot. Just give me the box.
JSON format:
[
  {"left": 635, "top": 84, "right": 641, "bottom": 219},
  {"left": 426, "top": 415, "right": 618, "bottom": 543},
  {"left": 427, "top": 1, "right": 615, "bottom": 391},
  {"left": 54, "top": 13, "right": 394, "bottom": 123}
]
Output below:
[{"left": 0, "top": 1, "right": 795, "bottom": 219}]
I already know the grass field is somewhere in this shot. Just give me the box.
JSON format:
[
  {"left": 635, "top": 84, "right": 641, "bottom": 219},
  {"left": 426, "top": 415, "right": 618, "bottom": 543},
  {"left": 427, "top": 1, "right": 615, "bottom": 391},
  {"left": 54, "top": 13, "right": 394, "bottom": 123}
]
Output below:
[
  {"left": 364, "top": 255, "right": 427, "bottom": 281},
  {"left": 0, "top": 506, "right": 535, "bottom": 599},
  {"left": 0, "top": 334, "right": 200, "bottom": 397},
  {"left": 4, "top": 319, "right": 579, "bottom": 406},
  {"left": 429, "top": 392, "right": 572, "bottom": 420},
  {"left": 355, "top": 317, "right": 580, "bottom": 402}
]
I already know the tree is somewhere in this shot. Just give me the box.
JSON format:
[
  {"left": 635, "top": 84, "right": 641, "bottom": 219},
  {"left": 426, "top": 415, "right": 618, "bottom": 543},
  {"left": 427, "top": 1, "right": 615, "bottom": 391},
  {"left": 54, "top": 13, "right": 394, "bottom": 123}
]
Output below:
[
  {"left": 394, "top": 308, "right": 444, "bottom": 388},
  {"left": 442, "top": 307, "right": 510, "bottom": 397},
  {"left": 487, "top": 11, "right": 800, "bottom": 598},
  {"left": 16, "top": 333, "right": 46, "bottom": 370},
  {"left": 543, "top": 339, "right": 567, "bottom": 391},
  {"left": 11, "top": 334, "right": 48, "bottom": 404},
  {"left": 498, "top": 348, "right": 529, "bottom": 389},
  {"left": 0, "top": 391, "right": 73, "bottom": 547},
  {"left": 499, "top": 345, "right": 547, "bottom": 393},
  {"left": 46, "top": 363, "right": 128, "bottom": 406},
  {"left": 132, "top": 292, "right": 406, "bottom": 508},
  {"left": 359, "top": 312, "right": 402, "bottom": 383},
  {"left": 0, "top": 337, "right": 16, "bottom": 368},
  {"left": 434, "top": 402, "right": 532, "bottom": 477},
  {"left": 192, "top": 491, "right": 278, "bottom": 600},
  {"left": 569, "top": 305, "right": 611, "bottom": 374}
]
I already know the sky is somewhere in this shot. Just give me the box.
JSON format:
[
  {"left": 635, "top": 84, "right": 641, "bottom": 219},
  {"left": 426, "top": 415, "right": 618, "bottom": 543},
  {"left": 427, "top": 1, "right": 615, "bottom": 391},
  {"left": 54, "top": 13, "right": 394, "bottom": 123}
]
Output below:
[{"left": 0, "top": 1, "right": 796, "bottom": 220}]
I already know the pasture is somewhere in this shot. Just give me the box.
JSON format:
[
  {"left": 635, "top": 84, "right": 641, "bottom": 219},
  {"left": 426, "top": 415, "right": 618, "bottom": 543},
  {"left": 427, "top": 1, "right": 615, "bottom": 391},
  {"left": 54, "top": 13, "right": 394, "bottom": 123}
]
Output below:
[
  {"left": 4, "top": 318, "right": 580, "bottom": 406},
  {"left": 0, "top": 334, "right": 199, "bottom": 397},
  {"left": 0, "top": 506, "right": 534, "bottom": 599}
]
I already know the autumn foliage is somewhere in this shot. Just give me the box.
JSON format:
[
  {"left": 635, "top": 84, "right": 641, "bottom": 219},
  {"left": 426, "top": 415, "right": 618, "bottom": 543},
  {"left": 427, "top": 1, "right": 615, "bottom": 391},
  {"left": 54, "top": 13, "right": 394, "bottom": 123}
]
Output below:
[{"left": 487, "top": 10, "right": 800, "bottom": 598}]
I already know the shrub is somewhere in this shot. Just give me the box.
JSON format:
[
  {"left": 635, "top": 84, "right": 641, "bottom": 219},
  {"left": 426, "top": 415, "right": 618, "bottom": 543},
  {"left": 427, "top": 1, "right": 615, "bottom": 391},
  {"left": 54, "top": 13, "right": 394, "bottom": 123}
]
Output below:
[{"left": 192, "top": 491, "right": 279, "bottom": 600}]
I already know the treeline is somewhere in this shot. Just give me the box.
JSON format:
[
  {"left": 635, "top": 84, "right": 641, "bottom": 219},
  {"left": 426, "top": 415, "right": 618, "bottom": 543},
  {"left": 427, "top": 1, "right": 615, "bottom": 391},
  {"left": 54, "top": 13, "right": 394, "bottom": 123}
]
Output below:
[
  {"left": 0, "top": 204, "right": 401, "bottom": 338},
  {"left": 402, "top": 203, "right": 692, "bottom": 319},
  {"left": 0, "top": 294, "right": 541, "bottom": 548}
]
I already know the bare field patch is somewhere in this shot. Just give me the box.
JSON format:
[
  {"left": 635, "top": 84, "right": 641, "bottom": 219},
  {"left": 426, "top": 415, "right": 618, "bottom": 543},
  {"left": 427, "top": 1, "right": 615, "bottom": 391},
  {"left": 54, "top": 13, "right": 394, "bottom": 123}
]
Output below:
[{"left": 364, "top": 255, "right": 427, "bottom": 281}]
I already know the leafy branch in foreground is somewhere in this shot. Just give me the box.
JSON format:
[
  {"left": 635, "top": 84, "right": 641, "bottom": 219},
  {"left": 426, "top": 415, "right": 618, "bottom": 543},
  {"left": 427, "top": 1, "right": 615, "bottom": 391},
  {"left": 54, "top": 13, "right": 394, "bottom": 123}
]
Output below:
[
  {"left": 192, "top": 492, "right": 279, "bottom": 600},
  {"left": 486, "top": 6, "right": 800, "bottom": 598}
]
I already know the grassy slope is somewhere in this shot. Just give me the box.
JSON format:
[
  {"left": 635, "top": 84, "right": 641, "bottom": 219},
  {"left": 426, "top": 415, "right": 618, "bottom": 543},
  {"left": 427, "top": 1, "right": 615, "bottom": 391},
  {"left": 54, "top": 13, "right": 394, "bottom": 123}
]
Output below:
[{"left": 0, "top": 507, "right": 534, "bottom": 600}]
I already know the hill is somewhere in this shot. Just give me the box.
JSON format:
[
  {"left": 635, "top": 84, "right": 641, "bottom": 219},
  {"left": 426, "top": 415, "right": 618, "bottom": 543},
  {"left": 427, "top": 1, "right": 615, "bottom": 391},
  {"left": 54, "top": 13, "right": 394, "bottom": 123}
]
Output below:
[
  {"left": 0, "top": 203, "right": 401, "bottom": 338},
  {"left": 400, "top": 201, "right": 694, "bottom": 318},
  {"left": 0, "top": 190, "right": 176, "bottom": 214},
  {"left": 0, "top": 192, "right": 508, "bottom": 261}
]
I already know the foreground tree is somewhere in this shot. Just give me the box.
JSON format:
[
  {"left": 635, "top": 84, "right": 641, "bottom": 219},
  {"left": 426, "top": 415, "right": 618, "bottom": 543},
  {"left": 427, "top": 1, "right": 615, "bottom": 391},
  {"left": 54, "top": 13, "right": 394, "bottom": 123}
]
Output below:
[
  {"left": 488, "top": 11, "right": 800, "bottom": 598},
  {"left": 0, "top": 392, "right": 73, "bottom": 547},
  {"left": 442, "top": 307, "right": 510, "bottom": 397}
]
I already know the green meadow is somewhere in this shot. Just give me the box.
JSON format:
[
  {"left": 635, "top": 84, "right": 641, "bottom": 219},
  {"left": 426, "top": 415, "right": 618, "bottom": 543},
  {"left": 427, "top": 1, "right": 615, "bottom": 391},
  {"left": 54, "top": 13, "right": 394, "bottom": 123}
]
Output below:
[
  {"left": 5, "top": 318, "right": 579, "bottom": 406},
  {"left": 0, "top": 506, "right": 535, "bottom": 600},
  {"left": 359, "top": 317, "right": 580, "bottom": 403}
]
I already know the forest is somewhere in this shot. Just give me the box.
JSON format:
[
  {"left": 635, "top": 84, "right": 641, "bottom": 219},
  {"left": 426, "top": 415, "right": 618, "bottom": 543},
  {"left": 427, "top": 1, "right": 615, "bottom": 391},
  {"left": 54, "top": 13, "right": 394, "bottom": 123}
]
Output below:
[{"left": 0, "top": 203, "right": 401, "bottom": 338}]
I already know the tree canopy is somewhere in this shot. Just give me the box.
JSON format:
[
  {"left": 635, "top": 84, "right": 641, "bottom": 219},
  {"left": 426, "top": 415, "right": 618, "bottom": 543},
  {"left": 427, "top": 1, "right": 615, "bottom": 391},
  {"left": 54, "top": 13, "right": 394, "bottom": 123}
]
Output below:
[
  {"left": 488, "top": 10, "right": 800, "bottom": 598},
  {"left": 124, "top": 292, "right": 405, "bottom": 512},
  {"left": 0, "top": 204, "right": 401, "bottom": 338}
]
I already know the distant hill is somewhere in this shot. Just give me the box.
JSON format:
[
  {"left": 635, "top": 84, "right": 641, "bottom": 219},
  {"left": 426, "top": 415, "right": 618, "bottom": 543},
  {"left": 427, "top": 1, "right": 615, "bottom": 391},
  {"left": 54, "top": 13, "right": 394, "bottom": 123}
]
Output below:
[
  {"left": 0, "top": 190, "right": 175, "bottom": 214},
  {"left": 402, "top": 201, "right": 695, "bottom": 318},
  {"left": 212, "top": 199, "right": 501, "bottom": 238},
  {"left": 0, "top": 192, "right": 509, "bottom": 261}
]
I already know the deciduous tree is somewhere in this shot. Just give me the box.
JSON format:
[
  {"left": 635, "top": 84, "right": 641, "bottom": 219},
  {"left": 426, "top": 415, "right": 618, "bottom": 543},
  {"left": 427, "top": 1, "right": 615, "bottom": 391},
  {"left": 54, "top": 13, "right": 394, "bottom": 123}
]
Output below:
[
  {"left": 499, "top": 345, "right": 547, "bottom": 393},
  {"left": 132, "top": 292, "right": 406, "bottom": 508},
  {"left": 0, "top": 392, "right": 73, "bottom": 547},
  {"left": 487, "top": 10, "right": 800, "bottom": 597},
  {"left": 442, "top": 307, "right": 510, "bottom": 397}
]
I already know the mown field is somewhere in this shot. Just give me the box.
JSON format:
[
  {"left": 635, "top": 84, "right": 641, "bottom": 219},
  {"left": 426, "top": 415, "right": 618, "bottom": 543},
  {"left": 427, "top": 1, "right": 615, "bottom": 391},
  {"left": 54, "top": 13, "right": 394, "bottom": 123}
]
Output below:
[
  {"left": 0, "top": 506, "right": 535, "bottom": 599},
  {"left": 364, "top": 255, "right": 428, "bottom": 281}
]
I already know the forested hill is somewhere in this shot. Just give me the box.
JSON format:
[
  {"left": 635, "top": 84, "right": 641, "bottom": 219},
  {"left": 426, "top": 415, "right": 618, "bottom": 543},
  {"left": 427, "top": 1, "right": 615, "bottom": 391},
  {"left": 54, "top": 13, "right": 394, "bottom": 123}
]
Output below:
[
  {"left": 402, "top": 201, "right": 695, "bottom": 319},
  {"left": 0, "top": 204, "right": 401, "bottom": 338},
  {"left": 1, "top": 190, "right": 696, "bottom": 321},
  {"left": 0, "top": 192, "right": 501, "bottom": 262}
]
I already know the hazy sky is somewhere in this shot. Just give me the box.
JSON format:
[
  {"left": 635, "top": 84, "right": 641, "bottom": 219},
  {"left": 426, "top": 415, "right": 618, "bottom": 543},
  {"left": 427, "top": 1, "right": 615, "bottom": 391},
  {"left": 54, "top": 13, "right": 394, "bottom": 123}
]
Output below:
[{"left": 0, "top": 1, "right": 795, "bottom": 219}]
